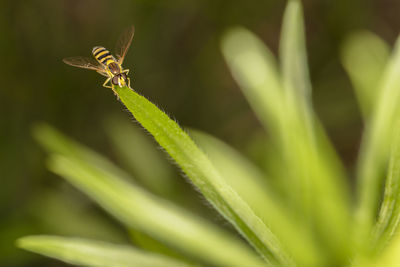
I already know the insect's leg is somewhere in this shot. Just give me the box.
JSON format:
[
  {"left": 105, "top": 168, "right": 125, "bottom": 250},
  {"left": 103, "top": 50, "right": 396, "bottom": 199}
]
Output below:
[
  {"left": 103, "top": 78, "right": 119, "bottom": 97},
  {"left": 102, "top": 77, "right": 112, "bottom": 89},
  {"left": 121, "top": 69, "right": 131, "bottom": 88}
]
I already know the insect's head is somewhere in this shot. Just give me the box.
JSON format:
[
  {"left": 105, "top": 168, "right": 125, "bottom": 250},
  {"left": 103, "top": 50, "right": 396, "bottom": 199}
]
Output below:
[{"left": 112, "top": 73, "right": 128, "bottom": 87}]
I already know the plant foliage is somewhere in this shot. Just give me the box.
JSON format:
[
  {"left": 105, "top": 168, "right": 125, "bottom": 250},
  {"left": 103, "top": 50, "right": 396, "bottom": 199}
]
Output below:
[{"left": 17, "top": 0, "right": 400, "bottom": 266}]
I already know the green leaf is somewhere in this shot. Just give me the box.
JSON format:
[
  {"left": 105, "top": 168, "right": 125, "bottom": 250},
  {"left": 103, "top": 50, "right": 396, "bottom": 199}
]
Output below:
[
  {"left": 221, "top": 26, "right": 294, "bottom": 209},
  {"left": 279, "top": 0, "right": 316, "bottom": 214},
  {"left": 113, "top": 85, "right": 290, "bottom": 266},
  {"left": 221, "top": 26, "right": 285, "bottom": 143},
  {"left": 17, "top": 236, "right": 191, "bottom": 267},
  {"left": 279, "top": 5, "right": 352, "bottom": 262},
  {"left": 190, "top": 129, "right": 327, "bottom": 266},
  {"left": 104, "top": 116, "right": 176, "bottom": 198},
  {"left": 128, "top": 230, "right": 186, "bottom": 261},
  {"left": 376, "top": 235, "right": 400, "bottom": 267},
  {"left": 355, "top": 231, "right": 400, "bottom": 267},
  {"left": 373, "top": 121, "right": 400, "bottom": 254},
  {"left": 341, "top": 31, "right": 390, "bottom": 119},
  {"left": 280, "top": 0, "right": 311, "bottom": 101},
  {"left": 30, "top": 190, "right": 126, "bottom": 243},
  {"left": 222, "top": 11, "right": 351, "bottom": 263},
  {"left": 355, "top": 36, "right": 400, "bottom": 248},
  {"left": 0, "top": 218, "right": 37, "bottom": 266},
  {"left": 33, "top": 124, "right": 268, "bottom": 267}
]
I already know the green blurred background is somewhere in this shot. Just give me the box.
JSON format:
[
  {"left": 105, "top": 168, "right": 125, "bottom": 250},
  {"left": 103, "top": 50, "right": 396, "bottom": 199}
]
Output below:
[{"left": 1, "top": 0, "right": 399, "bottom": 266}]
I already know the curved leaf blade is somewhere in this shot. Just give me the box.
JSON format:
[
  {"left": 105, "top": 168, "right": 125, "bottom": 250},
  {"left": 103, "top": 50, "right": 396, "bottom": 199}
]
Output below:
[
  {"left": 190, "top": 129, "right": 327, "bottom": 266},
  {"left": 17, "top": 236, "right": 191, "bottom": 267},
  {"left": 34, "top": 124, "right": 268, "bottom": 267},
  {"left": 222, "top": 24, "right": 351, "bottom": 264},
  {"left": 104, "top": 116, "right": 176, "bottom": 197},
  {"left": 280, "top": 0, "right": 311, "bottom": 100},
  {"left": 114, "top": 85, "right": 290, "bottom": 266},
  {"left": 373, "top": 121, "right": 400, "bottom": 253},
  {"left": 341, "top": 31, "right": 390, "bottom": 119},
  {"left": 279, "top": 1, "right": 352, "bottom": 261},
  {"left": 356, "top": 36, "right": 400, "bottom": 248}
]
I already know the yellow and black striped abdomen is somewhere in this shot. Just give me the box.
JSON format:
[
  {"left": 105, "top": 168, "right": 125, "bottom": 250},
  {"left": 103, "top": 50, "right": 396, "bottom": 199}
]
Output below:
[{"left": 92, "top": 46, "right": 115, "bottom": 66}]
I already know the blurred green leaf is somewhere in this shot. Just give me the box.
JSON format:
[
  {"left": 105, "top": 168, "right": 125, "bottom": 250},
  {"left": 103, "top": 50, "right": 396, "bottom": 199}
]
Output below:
[
  {"left": 30, "top": 190, "right": 126, "bottom": 243},
  {"left": 114, "top": 85, "right": 290, "bottom": 266},
  {"left": 34, "top": 124, "right": 267, "bottom": 267},
  {"left": 190, "top": 129, "right": 327, "bottom": 266},
  {"left": 280, "top": 0, "right": 311, "bottom": 100},
  {"left": 279, "top": 0, "right": 314, "bottom": 216},
  {"left": 354, "top": 231, "right": 400, "bottom": 267},
  {"left": 373, "top": 120, "right": 400, "bottom": 254},
  {"left": 356, "top": 36, "right": 400, "bottom": 248},
  {"left": 376, "top": 235, "right": 400, "bottom": 267},
  {"left": 128, "top": 230, "right": 186, "bottom": 261},
  {"left": 221, "top": 27, "right": 285, "bottom": 143},
  {"left": 222, "top": 14, "right": 351, "bottom": 264},
  {"left": 104, "top": 116, "right": 176, "bottom": 198},
  {"left": 17, "top": 236, "right": 191, "bottom": 267},
  {"left": 341, "top": 31, "right": 390, "bottom": 119},
  {"left": 0, "top": 218, "right": 37, "bottom": 266},
  {"left": 279, "top": 2, "right": 351, "bottom": 261},
  {"left": 221, "top": 26, "right": 296, "bottom": 216}
]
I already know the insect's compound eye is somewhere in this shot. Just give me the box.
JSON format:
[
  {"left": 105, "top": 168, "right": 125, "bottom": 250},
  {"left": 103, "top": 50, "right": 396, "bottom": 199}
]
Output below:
[{"left": 112, "top": 76, "right": 119, "bottom": 85}]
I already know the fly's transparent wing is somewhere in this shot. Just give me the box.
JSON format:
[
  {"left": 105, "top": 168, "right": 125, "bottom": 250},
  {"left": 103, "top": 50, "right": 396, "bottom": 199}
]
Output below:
[
  {"left": 96, "top": 70, "right": 109, "bottom": 77},
  {"left": 63, "top": 57, "right": 105, "bottom": 72},
  {"left": 115, "top": 25, "right": 135, "bottom": 65}
]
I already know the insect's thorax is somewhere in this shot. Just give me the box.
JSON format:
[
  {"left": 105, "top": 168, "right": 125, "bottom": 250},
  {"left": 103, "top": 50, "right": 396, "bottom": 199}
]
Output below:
[{"left": 107, "top": 62, "right": 121, "bottom": 76}]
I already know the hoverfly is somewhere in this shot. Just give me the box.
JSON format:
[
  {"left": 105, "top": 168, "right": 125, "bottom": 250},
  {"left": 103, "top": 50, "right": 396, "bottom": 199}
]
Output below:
[{"left": 63, "top": 26, "right": 134, "bottom": 94}]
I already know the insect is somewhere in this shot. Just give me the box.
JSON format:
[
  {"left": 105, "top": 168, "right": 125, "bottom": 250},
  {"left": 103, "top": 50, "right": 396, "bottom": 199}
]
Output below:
[{"left": 63, "top": 26, "right": 134, "bottom": 94}]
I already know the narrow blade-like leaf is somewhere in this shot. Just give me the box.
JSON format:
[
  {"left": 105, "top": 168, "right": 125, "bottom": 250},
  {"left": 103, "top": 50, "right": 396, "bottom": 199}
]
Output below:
[
  {"left": 17, "top": 236, "right": 191, "bottom": 267},
  {"left": 373, "top": 120, "right": 400, "bottom": 253},
  {"left": 104, "top": 116, "right": 176, "bottom": 197},
  {"left": 280, "top": 0, "right": 311, "bottom": 101},
  {"left": 191, "top": 129, "right": 327, "bottom": 266},
  {"left": 34, "top": 125, "right": 268, "bottom": 267},
  {"left": 114, "top": 85, "right": 290, "bottom": 266},
  {"left": 354, "top": 231, "right": 400, "bottom": 267},
  {"left": 221, "top": 27, "right": 285, "bottom": 143},
  {"left": 279, "top": 1, "right": 351, "bottom": 261},
  {"left": 341, "top": 31, "right": 389, "bottom": 119},
  {"left": 222, "top": 21, "right": 351, "bottom": 264},
  {"left": 356, "top": 36, "right": 400, "bottom": 248}
]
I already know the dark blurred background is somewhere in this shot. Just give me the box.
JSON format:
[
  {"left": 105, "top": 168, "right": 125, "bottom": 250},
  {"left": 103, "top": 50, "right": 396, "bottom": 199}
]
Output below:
[{"left": 1, "top": 0, "right": 400, "bottom": 266}]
